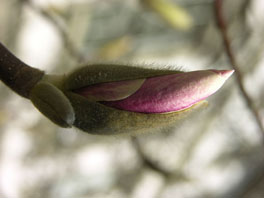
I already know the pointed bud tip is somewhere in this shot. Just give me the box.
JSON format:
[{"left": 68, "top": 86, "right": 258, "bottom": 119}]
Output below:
[{"left": 211, "top": 69, "right": 234, "bottom": 80}]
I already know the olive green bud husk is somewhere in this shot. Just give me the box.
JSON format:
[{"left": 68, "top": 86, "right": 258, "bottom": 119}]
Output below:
[
  {"left": 30, "top": 82, "right": 75, "bottom": 128},
  {"left": 65, "top": 91, "right": 207, "bottom": 135}
]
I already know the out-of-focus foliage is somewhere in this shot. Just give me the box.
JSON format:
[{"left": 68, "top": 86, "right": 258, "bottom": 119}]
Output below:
[
  {"left": 0, "top": 0, "right": 264, "bottom": 198},
  {"left": 142, "top": 0, "right": 193, "bottom": 30}
]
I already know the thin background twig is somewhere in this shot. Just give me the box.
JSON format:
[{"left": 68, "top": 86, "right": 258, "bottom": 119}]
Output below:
[
  {"left": 24, "top": 0, "right": 86, "bottom": 64},
  {"left": 131, "top": 137, "right": 171, "bottom": 177},
  {"left": 214, "top": 0, "right": 264, "bottom": 139}
]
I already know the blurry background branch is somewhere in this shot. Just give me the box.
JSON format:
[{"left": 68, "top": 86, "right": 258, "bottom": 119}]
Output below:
[
  {"left": 132, "top": 137, "right": 177, "bottom": 178},
  {"left": 25, "top": 0, "right": 86, "bottom": 63},
  {"left": 215, "top": 0, "right": 264, "bottom": 138}
]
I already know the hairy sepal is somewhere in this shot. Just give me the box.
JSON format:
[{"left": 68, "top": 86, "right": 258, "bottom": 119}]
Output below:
[
  {"left": 30, "top": 82, "right": 75, "bottom": 128},
  {"left": 63, "top": 64, "right": 182, "bottom": 91},
  {"left": 65, "top": 92, "right": 207, "bottom": 135}
]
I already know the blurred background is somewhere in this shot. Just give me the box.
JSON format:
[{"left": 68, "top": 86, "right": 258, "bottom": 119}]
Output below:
[{"left": 0, "top": 0, "right": 264, "bottom": 197}]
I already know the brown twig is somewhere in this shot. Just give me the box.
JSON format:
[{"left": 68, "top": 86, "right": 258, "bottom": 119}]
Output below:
[
  {"left": 24, "top": 1, "right": 85, "bottom": 64},
  {"left": 215, "top": 0, "right": 264, "bottom": 138},
  {"left": 0, "top": 42, "right": 44, "bottom": 98}
]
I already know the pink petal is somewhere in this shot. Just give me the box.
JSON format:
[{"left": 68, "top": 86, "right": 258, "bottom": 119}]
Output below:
[
  {"left": 74, "top": 78, "right": 145, "bottom": 101},
  {"left": 102, "top": 70, "right": 234, "bottom": 113}
]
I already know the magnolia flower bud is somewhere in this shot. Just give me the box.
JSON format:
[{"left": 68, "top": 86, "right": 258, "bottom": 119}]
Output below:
[{"left": 59, "top": 64, "right": 233, "bottom": 135}]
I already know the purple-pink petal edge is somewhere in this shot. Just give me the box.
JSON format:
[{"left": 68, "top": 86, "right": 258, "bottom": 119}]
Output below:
[{"left": 101, "top": 69, "right": 234, "bottom": 113}]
